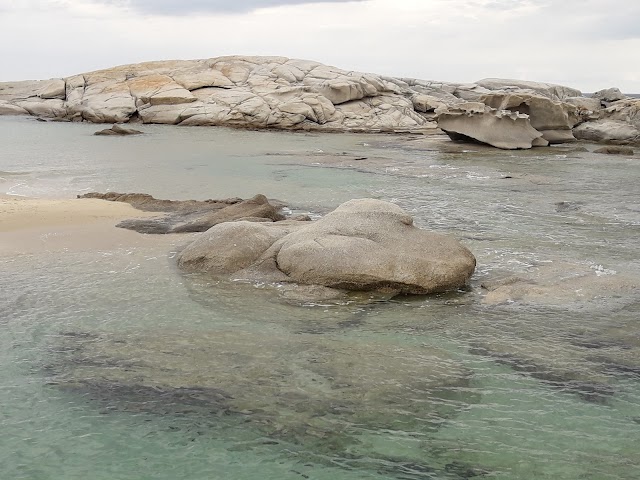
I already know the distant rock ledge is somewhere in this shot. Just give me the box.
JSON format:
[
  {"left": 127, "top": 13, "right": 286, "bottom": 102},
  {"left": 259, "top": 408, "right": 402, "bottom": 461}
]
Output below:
[{"left": 2, "top": 56, "right": 638, "bottom": 149}]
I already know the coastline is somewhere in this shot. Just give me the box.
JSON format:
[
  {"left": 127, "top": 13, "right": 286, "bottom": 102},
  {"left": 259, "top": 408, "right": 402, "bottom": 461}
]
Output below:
[{"left": 0, "top": 195, "right": 165, "bottom": 255}]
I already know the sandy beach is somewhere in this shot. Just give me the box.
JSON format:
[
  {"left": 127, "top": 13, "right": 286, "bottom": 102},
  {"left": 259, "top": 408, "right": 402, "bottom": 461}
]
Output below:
[{"left": 0, "top": 195, "right": 166, "bottom": 255}]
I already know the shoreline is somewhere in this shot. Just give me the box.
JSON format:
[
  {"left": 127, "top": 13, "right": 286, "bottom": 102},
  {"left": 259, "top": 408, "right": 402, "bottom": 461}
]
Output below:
[{"left": 0, "top": 195, "right": 167, "bottom": 255}]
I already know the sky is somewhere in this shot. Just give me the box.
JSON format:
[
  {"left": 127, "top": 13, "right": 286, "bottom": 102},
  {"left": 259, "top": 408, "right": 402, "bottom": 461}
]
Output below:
[{"left": 1, "top": 0, "right": 639, "bottom": 92}]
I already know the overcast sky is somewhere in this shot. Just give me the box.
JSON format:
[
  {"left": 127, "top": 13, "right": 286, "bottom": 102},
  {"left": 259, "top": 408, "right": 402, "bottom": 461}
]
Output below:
[{"left": 1, "top": 0, "right": 639, "bottom": 92}]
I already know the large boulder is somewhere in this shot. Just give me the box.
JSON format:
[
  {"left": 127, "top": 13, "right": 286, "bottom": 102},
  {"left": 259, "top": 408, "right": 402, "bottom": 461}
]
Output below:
[
  {"left": 573, "top": 120, "right": 640, "bottom": 145},
  {"left": 436, "top": 103, "right": 548, "bottom": 149},
  {"left": 480, "top": 93, "right": 578, "bottom": 143},
  {"left": 592, "top": 87, "right": 626, "bottom": 104},
  {"left": 0, "top": 101, "right": 28, "bottom": 115},
  {"left": 178, "top": 199, "right": 476, "bottom": 295}
]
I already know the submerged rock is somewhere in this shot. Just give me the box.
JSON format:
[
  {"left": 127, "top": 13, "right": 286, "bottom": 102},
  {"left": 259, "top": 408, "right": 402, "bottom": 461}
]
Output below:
[
  {"left": 94, "top": 124, "right": 144, "bottom": 136},
  {"left": 179, "top": 198, "right": 476, "bottom": 295},
  {"left": 48, "top": 328, "right": 472, "bottom": 445},
  {"left": 78, "top": 192, "right": 285, "bottom": 234},
  {"left": 593, "top": 146, "right": 634, "bottom": 155}
]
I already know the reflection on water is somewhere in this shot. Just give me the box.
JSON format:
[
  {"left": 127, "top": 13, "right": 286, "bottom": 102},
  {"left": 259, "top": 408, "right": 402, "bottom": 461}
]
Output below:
[{"left": 1, "top": 117, "right": 639, "bottom": 479}]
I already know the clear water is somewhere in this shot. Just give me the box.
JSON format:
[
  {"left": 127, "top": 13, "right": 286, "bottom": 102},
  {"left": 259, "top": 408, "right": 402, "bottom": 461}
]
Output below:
[{"left": 1, "top": 117, "right": 639, "bottom": 479}]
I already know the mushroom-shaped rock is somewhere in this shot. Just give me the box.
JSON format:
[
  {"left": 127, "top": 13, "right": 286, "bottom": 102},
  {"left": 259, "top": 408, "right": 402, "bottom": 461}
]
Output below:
[
  {"left": 437, "top": 103, "right": 548, "bottom": 149},
  {"left": 480, "top": 93, "right": 578, "bottom": 143}
]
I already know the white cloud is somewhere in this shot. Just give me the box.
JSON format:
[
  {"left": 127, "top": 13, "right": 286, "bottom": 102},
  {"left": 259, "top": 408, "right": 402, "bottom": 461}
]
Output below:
[{"left": 0, "top": 0, "right": 638, "bottom": 92}]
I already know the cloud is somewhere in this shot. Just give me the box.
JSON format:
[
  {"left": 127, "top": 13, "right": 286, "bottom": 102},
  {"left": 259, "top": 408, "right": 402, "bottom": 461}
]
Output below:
[
  {"left": 93, "top": 0, "right": 367, "bottom": 15},
  {"left": 0, "top": 0, "right": 639, "bottom": 92}
]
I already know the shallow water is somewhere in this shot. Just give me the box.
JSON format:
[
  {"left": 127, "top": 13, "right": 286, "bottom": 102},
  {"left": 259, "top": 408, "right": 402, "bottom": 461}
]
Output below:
[{"left": 1, "top": 117, "right": 639, "bottom": 479}]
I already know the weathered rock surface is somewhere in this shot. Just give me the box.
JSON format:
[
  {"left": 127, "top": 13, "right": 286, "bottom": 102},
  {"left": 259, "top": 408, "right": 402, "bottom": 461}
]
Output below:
[
  {"left": 480, "top": 93, "right": 578, "bottom": 143},
  {"left": 436, "top": 103, "right": 548, "bottom": 149},
  {"left": 475, "top": 78, "right": 583, "bottom": 100},
  {"left": 78, "top": 192, "right": 285, "bottom": 234},
  {"left": 178, "top": 198, "right": 476, "bottom": 295},
  {"left": 49, "top": 326, "right": 472, "bottom": 451},
  {"left": 573, "top": 119, "right": 640, "bottom": 145},
  {"left": 94, "top": 124, "right": 143, "bottom": 136},
  {"left": 1, "top": 56, "right": 636, "bottom": 146}
]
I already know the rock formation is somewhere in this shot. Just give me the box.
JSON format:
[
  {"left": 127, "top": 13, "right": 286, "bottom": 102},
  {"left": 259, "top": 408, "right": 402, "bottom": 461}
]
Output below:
[
  {"left": 94, "top": 124, "right": 143, "bottom": 136},
  {"left": 79, "top": 192, "right": 286, "bottom": 234},
  {"left": 178, "top": 198, "right": 476, "bottom": 295},
  {"left": 1, "top": 55, "right": 638, "bottom": 147},
  {"left": 436, "top": 103, "right": 548, "bottom": 149}
]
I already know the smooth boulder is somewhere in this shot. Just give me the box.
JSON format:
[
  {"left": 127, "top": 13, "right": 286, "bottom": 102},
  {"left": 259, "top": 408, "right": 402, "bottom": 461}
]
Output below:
[
  {"left": 178, "top": 198, "right": 476, "bottom": 295},
  {"left": 481, "top": 92, "right": 578, "bottom": 143}
]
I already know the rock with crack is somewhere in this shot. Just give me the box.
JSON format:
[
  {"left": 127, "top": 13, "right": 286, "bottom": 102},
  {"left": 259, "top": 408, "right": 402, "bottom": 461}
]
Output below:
[
  {"left": 178, "top": 198, "right": 476, "bottom": 295},
  {"left": 2, "top": 56, "right": 636, "bottom": 148},
  {"left": 436, "top": 102, "right": 548, "bottom": 149}
]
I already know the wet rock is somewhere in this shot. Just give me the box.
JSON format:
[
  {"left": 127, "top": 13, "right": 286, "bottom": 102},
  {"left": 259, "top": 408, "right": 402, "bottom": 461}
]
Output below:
[
  {"left": 593, "top": 146, "right": 634, "bottom": 155},
  {"left": 468, "top": 342, "right": 615, "bottom": 403},
  {"left": 171, "top": 194, "right": 286, "bottom": 233},
  {"left": 48, "top": 328, "right": 472, "bottom": 444},
  {"left": 94, "top": 124, "right": 144, "bottom": 136},
  {"left": 179, "top": 198, "right": 476, "bottom": 295},
  {"left": 480, "top": 261, "right": 638, "bottom": 309},
  {"left": 78, "top": 192, "right": 285, "bottom": 234}
]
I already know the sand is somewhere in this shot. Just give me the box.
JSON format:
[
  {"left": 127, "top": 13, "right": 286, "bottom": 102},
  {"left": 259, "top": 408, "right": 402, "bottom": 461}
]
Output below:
[{"left": 0, "top": 195, "right": 173, "bottom": 255}]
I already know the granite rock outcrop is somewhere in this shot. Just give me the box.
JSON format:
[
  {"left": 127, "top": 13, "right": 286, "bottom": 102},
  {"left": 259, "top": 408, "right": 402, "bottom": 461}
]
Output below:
[
  {"left": 1, "top": 56, "right": 637, "bottom": 147},
  {"left": 178, "top": 198, "right": 476, "bottom": 295}
]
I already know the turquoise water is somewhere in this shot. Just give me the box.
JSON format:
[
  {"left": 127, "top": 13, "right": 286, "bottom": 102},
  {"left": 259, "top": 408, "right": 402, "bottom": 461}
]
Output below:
[{"left": 1, "top": 117, "right": 639, "bottom": 479}]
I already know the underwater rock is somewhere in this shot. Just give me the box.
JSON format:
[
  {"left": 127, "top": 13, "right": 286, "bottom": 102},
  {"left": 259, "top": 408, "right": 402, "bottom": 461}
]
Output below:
[
  {"left": 78, "top": 192, "right": 286, "bottom": 234},
  {"left": 593, "top": 146, "right": 634, "bottom": 155},
  {"left": 94, "top": 124, "right": 144, "bottom": 136},
  {"left": 47, "top": 328, "right": 473, "bottom": 445}
]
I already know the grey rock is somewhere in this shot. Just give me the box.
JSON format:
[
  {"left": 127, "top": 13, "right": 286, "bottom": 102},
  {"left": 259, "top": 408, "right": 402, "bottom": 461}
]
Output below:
[
  {"left": 592, "top": 87, "right": 626, "bottom": 103},
  {"left": 437, "top": 103, "right": 548, "bottom": 149},
  {"left": 481, "top": 92, "right": 578, "bottom": 144},
  {"left": 593, "top": 146, "right": 634, "bottom": 155},
  {"left": 179, "top": 198, "right": 476, "bottom": 295},
  {"left": 94, "top": 124, "right": 144, "bottom": 136}
]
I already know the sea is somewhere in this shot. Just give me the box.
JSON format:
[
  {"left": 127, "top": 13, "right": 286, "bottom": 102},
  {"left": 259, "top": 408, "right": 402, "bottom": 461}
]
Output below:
[{"left": 1, "top": 117, "right": 639, "bottom": 479}]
